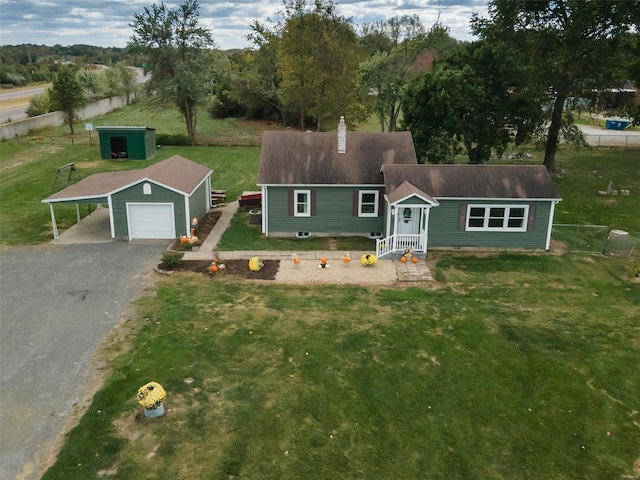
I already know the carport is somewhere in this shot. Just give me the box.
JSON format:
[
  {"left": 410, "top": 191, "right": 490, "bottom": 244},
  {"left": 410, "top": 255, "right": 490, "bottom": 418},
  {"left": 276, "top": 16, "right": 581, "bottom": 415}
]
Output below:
[{"left": 42, "top": 155, "right": 212, "bottom": 240}]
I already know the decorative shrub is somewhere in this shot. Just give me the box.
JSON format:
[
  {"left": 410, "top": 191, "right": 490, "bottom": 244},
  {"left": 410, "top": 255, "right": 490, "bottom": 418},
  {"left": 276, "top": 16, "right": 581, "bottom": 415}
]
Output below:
[
  {"left": 156, "top": 133, "right": 190, "bottom": 146},
  {"left": 161, "top": 251, "right": 183, "bottom": 267}
]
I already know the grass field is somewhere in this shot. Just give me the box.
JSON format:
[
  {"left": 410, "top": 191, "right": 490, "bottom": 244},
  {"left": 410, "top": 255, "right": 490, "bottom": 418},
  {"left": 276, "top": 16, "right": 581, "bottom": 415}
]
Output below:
[
  {"left": 1, "top": 100, "right": 639, "bottom": 246},
  {"left": 2, "top": 102, "right": 640, "bottom": 478},
  {"left": 41, "top": 252, "right": 640, "bottom": 479}
]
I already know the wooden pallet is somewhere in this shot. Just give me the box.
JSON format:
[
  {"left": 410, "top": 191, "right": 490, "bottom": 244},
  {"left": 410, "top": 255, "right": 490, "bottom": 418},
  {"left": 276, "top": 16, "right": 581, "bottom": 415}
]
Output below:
[{"left": 211, "top": 189, "right": 227, "bottom": 204}]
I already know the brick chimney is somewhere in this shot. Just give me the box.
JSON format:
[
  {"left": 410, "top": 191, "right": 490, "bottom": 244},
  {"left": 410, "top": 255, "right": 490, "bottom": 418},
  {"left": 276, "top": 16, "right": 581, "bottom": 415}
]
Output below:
[{"left": 338, "top": 116, "right": 346, "bottom": 154}]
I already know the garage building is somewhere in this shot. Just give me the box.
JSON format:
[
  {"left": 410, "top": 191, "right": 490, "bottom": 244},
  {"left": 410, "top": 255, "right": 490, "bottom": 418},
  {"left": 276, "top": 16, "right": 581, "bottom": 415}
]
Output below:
[{"left": 43, "top": 155, "right": 212, "bottom": 240}]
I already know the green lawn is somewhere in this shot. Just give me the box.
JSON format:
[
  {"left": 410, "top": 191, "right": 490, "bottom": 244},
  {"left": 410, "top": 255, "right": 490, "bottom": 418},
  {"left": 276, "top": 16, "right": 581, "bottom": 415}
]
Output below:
[
  {"left": 3, "top": 102, "right": 640, "bottom": 478},
  {"left": 42, "top": 253, "right": 640, "bottom": 479}
]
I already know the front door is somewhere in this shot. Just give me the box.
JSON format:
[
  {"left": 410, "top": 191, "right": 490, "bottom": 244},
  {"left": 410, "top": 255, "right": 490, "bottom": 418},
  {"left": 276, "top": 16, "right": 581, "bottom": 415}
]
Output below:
[{"left": 397, "top": 207, "right": 420, "bottom": 235}]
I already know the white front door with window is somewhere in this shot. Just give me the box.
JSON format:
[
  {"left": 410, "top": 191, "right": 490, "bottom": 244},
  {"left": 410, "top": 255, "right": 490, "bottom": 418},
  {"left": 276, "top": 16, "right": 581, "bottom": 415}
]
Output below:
[{"left": 397, "top": 207, "right": 421, "bottom": 235}]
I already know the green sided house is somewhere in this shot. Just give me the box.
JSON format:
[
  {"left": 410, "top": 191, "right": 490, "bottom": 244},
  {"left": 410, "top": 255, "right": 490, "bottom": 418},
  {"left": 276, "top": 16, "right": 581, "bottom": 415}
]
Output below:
[
  {"left": 43, "top": 155, "right": 212, "bottom": 240},
  {"left": 257, "top": 118, "right": 562, "bottom": 257}
]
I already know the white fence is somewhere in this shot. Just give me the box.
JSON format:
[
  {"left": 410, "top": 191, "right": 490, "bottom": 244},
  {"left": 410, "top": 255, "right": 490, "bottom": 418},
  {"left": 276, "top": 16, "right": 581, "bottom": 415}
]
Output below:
[{"left": 376, "top": 234, "right": 427, "bottom": 258}]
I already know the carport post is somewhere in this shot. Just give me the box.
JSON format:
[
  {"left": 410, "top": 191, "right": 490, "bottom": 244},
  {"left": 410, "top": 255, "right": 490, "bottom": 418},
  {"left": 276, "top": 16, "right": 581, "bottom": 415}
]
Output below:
[
  {"left": 76, "top": 204, "right": 81, "bottom": 223},
  {"left": 49, "top": 203, "right": 59, "bottom": 239}
]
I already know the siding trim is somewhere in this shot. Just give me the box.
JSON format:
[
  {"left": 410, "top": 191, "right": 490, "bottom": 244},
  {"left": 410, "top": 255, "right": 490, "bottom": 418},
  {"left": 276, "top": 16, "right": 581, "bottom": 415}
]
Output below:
[
  {"left": 288, "top": 189, "right": 294, "bottom": 216},
  {"left": 435, "top": 196, "right": 560, "bottom": 202},
  {"left": 352, "top": 190, "right": 358, "bottom": 216},
  {"left": 527, "top": 204, "right": 537, "bottom": 231},
  {"left": 458, "top": 203, "right": 467, "bottom": 231}
]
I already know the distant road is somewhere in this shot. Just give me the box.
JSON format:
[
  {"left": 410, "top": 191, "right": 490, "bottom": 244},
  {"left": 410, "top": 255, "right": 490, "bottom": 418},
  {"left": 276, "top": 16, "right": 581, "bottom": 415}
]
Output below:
[
  {"left": 0, "top": 86, "right": 48, "bottom": 123},
  {"left": 0, "top": 67, "right": 147, "bottom": 124},
  {"left": 0, "top": 86, "right": 47, "bottom": 102}
]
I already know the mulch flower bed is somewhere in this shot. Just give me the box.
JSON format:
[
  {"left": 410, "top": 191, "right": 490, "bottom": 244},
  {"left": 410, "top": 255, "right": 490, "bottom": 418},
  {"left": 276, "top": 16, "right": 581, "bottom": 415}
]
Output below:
[
  {"left": 162, "top": 209, "right": 280, "bottom": 280},
  {"left": 170, "top": 210, "right": 222, "bottom": 251},
  {"left": 158, "top": 259, "right": 280, "bottom": 280}
]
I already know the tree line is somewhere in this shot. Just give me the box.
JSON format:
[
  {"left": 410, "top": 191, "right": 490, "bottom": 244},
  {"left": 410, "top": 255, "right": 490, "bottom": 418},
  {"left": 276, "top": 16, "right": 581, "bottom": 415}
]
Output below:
[{"left": 0, "top": 44, "right": 131, "bottom": 86}]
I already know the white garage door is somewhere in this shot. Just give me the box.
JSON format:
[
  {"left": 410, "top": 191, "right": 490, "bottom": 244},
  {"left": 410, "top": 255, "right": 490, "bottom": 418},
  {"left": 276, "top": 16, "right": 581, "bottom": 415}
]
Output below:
[{"left": 127, "top": 203, "right": 176, "bottom": 239}]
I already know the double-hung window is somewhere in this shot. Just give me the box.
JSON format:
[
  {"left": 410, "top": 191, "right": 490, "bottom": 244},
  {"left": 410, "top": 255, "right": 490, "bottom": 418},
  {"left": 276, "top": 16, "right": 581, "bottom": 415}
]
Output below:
[
  {"left": 294, "top": 190, "right": 311, "bottom": 217},
  {"left": 466, "top": 205, "right": 528, "bottom": 231},
  {"left": 358, "top": 190, "right": 379, "bottom": 217}
]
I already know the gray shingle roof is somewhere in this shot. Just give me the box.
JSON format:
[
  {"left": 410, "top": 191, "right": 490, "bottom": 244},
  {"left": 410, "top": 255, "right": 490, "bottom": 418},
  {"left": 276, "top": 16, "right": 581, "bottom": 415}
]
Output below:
[
  {"left": 44, "top": 155, "right": 212, "bottom": 202},
  {"left": 383, "top": 164, "right": 561, "bottom": 200},
  {"left": 257, "top": 131, "right": 418, "bottom": 185}
]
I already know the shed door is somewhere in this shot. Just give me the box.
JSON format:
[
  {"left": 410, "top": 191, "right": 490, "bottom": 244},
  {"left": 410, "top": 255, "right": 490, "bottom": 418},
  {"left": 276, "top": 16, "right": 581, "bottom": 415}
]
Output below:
[{"left": 127, "top": 203, "right": 175, "bottom": 239}]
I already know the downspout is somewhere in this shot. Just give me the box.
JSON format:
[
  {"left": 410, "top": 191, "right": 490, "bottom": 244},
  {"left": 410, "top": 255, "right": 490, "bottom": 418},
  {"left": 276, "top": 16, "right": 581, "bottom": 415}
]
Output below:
[
  {"left": 184, "top": 196, "right": 190, "bottom": 237},
  {"left": 545, "top": 200, "right": 559, "bottom": 251},
  {"left": 262, "top": 185, "right": 268, "bottom": 236}
]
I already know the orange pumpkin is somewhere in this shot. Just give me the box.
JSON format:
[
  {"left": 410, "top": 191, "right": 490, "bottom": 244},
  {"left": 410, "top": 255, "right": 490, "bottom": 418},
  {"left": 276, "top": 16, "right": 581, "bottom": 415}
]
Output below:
[
  {"left": 320, "top": 257, "right": 327, "bottom": 264},
  {"left": 342, "top": 257, "right": 350, "bottom": 263},
  {"left": 210, "top": 264, "right": 219, "bottom": 273},
  {"left": 400, "top": 256, "right": 407, "bottom": 263},
  {"left": 181, "top": 235, "right": 189, "bottom": 244},
  {"left": 411, "top": 257, "right": 418, "bottom": 264}
]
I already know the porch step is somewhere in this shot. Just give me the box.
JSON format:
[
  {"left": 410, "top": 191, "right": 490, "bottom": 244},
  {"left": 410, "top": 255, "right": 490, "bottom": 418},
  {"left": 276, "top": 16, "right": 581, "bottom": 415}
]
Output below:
[{"left": 394, "top": 258, "right": 434, "bottom": 282}]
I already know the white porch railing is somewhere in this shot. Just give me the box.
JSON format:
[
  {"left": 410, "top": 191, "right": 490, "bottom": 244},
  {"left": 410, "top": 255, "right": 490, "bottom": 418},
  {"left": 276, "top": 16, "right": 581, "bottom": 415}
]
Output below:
[{"left": 376, "top": 234, "right": 426, "bottom": 258}]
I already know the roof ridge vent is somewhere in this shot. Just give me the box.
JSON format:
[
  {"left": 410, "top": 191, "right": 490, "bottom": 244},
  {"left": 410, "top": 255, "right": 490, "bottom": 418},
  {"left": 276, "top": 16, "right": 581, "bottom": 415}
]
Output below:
[{"left": 338, "top": 116, "right": 346, "bottom": 154}]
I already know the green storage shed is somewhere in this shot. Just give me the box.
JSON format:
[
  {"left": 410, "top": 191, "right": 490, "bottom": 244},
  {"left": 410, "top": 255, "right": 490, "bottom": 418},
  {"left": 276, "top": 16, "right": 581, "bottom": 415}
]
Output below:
[{"left": 96, "top": 126, "right": 156, "bottom": 160}]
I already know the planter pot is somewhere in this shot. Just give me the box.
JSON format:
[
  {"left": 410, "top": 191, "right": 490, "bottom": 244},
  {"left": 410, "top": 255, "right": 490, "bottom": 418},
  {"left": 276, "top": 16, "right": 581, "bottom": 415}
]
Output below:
[{"left": 144, "top": 404, "right": 165, "bottom": 418}]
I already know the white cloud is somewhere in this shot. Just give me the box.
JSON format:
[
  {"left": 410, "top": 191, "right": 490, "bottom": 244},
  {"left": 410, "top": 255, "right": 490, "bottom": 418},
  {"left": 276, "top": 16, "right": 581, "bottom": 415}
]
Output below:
[{"left": 0, "top": 0, "right": 488, "bottom": 49}]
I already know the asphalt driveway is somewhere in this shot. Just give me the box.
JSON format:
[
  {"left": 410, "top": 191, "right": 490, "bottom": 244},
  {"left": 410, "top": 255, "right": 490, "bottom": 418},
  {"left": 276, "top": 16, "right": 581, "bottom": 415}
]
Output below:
[{"left": 0, "top": 242, "right": 163, "bottom": 479}]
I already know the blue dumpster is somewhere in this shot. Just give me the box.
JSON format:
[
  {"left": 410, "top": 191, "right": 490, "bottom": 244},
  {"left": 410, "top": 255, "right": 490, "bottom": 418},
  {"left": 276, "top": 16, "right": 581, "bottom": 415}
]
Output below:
[{"left": 605, "top": 120, "right": 630, "bottom": 130}]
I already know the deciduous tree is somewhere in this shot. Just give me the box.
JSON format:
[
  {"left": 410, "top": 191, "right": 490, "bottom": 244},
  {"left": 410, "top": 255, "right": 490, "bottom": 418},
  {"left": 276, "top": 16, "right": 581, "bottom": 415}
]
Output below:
[
  {"left": 403, "top": 42, "right": 542, "bottom": 164},
  {"left": 271, "top": 0, "right": 364, "bottom": 130},
  {"left": 129, "top": 0, "right": 213, "bottom": 143},
  {"left": 472, "top": 0, "right": 640, "bottom": 171},
  {"left": 357, "top": 17, "right": 459, "bottom": 132},
  {"left": 49, "top": 64, "right": 85, "bottom": 134}
]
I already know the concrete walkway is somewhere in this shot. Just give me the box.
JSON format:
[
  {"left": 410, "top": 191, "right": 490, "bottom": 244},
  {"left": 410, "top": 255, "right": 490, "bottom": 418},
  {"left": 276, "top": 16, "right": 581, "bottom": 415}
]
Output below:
[{"left": 182, "top": 202, "right": 433, "bottom": 283}]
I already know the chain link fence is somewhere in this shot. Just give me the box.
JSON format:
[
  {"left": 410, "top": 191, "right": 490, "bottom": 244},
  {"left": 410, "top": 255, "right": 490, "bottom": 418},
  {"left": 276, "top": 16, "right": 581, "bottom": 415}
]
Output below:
[
  {"left": 552, "top": 224, "right": 638, "bottom": 257},
  {"left": 583, "top": 134, "right": 640, "bottom": 148},
  {"left": 11, "top": 131, "right": 98, "bottom": 146}
]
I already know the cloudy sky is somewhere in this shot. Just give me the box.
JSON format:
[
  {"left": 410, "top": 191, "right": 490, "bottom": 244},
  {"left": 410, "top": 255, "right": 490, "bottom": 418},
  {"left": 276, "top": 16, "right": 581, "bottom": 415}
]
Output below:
[{"left": 0, "top": 0, "right": 488, "bottom": 50}]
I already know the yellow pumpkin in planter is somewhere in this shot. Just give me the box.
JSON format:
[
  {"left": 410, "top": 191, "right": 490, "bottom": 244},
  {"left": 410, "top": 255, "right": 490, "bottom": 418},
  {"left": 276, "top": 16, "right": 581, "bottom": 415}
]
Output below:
[{"left": 249, "top": 256, "right": 264, "bottom": 272}]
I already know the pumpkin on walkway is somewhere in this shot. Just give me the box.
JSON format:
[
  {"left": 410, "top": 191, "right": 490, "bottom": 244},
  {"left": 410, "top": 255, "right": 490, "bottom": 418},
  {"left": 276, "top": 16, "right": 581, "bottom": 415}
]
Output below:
[{"left": 361, "top": 254, "right": 377, "bottom": 266}]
